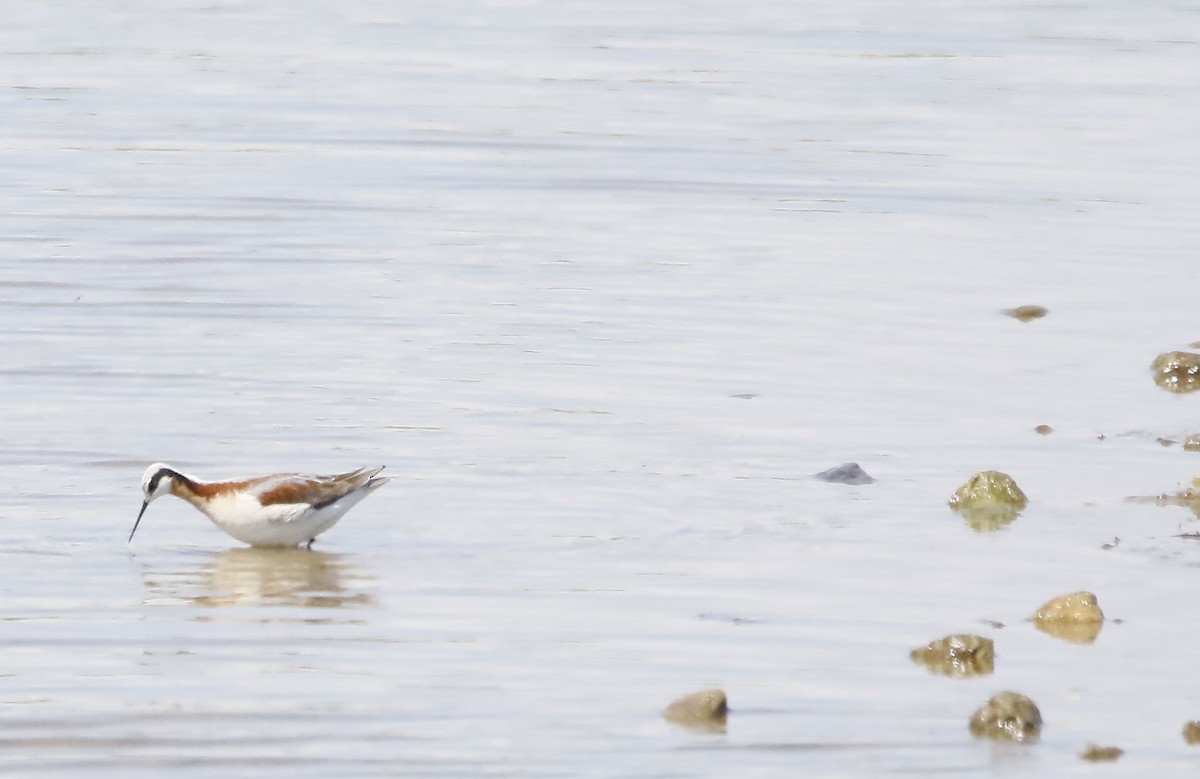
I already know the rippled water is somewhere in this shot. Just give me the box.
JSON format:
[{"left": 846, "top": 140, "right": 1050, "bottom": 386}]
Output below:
[{"left": 3, "top": 1, "right": 1200, "bottom": 776}]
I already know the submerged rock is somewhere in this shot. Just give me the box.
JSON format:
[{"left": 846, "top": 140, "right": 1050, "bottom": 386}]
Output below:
[
  {"left": 664, "top": 689, "right": 727, "bottom": 730},
  {"left": 1005, "top": 305, "right": 1048, "bottom": 322},
  {"left": 814, "top": 462, "right": 875, "bottom": 485},
  {"left": 1080, "top": 745, "right": 1123, "bottom": 762},
  {"left": 1032, "top": 591, "right": 1104, "bottom": 644},
  {"left": 1034, "top": 424, "right": 1053, "bottom": 435},
  {"left": 1127, "top": 476, "right": 1200, "bottom": 520},
  {"left": 1033, "top": 591, "right": 1104, "bottom": 622},
  {"left": 969, "top": 691, "right": 1042, "bottom": 742},
  {"left": 948, "top": 470, "right": 1028, "bottom": 531},
  {"left": 1151, "top": 351, "right": 1200, "bottom": 393},
  {"left": 950, "top": 471, "right": 1028, "bottom": 510},
  {"left": 910, "top": 634, "right": 994, "bottom": 678}
]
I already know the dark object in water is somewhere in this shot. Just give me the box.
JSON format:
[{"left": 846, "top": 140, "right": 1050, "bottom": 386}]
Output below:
[{"left": 814, "top": 462, "right": 875, "bottom": 485}]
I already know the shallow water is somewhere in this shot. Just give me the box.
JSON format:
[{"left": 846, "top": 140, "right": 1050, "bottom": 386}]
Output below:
[{"left": 3, "top": 1, "right": 1200, "bottom": 776}]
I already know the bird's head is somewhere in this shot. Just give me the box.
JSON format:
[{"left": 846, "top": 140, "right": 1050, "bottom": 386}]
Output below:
[{"left": 130, "top": 463, "right": 180, "bottom": 542}]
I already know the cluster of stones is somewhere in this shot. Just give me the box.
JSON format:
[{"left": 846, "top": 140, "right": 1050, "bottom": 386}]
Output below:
[{"left": 667, "top": 333, "right": 1200, "bottom": 756}]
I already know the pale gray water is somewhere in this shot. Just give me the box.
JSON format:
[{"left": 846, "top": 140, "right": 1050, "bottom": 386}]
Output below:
[{"left": 3, "top": 1, "right": 1200, "bottom": 776}]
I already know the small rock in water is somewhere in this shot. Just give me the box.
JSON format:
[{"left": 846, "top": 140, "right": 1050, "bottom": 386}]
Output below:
[
  {"left": 1033, "top": 591, "right": 1104, "bottom": 623},
  {"left": 664, "top": 689, "right": 727, "bottom": 730},
  {"left": 1183, "top": 720, "right": 1200, "bottom": 744},
  {"left": 910, "top": 634, "right": 994, "bottom": 678},
  {"left": 1080, "top": 745, "right": 1123, "bottom": 761},
  {"left": 814, "top": 462, "right": 875, "bottom": 485},
  {"left": 1130, "top": 480, "right": 1200, "bottom": 521},
  {"left": 1151, "top": 351, "right": 1200, "bottom": 393},
  {"left": 948, "top": 470, "right": 1028, "bottom": 531},
  {"left": 1034, "top": 424, "right": 1053, "bottom": 435},
  {"left": 1032, "top": 591, "right": 1104, "bottom": 644},
  {"left": 950, "top": 470, "right": 1028, "bottom": 510},
  {"left": 969, "top": 691, "right": 1042, "bottom": 742},
  {"left": 1004, "top": 305, "right": 1048, "bottom": 322}
]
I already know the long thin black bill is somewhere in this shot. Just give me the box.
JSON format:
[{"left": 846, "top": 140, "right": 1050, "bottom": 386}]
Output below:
[{"left": 129, "top": 501, "right": 149, "bottom": 543}]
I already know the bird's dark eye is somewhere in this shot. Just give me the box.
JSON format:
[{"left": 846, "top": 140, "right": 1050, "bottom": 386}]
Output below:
[{"left": 147, "top": 468, "right": 173, "bottom": 493}]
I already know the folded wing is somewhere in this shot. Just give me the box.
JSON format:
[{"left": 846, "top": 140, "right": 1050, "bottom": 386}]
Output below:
[{"left": 253, "top": 466, "right": 388, "bottom": 510}]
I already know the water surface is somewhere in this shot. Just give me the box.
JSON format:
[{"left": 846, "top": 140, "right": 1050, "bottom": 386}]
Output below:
[{"left": 3, "top": 1, "right": 1200, "bottom": 776}]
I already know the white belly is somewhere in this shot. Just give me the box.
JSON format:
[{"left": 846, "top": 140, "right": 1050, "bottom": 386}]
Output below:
[{"left": 199, "top": 493, "right": 350, "bottom": 547}]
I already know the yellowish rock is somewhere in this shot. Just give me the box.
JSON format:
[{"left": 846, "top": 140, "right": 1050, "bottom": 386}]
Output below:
[
  {"left": 664, "top": 689, "right": 727, "bottom": 731},
  {"left": 969, "top": 691, "right": 1042, "bottom": 742},
  {"left": 910, "top": 634, "right": 994, "bottom": 678},
  {"left": 1004, "top": 305, "right": 1048, "bottom": 321},
  {"left": 1032, "top": 591, "right": 1104, "bottom": 644},
  {"left": 1080, "top": 745, "right": 1123, "bottom": 761},
  {"left": 950, "top": 471, "right": 1028, "bottom": 510},
  {"left": 1183, "top": 721, "right": 1200, "bottom": 744},
  {"left": 948, "top": 470, "right": 1028, "bottom": 531},
  {"left": 1033, "top": 591, "right": 1103, "bottom": 622},
  {"left": 1151, "top": 351, "right": 1200, "bottom": 393}
]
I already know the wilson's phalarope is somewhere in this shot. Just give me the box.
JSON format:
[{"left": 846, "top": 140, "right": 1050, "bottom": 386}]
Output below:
[{"left": 130, "top": 463, "right": 390, "bottom": 548}]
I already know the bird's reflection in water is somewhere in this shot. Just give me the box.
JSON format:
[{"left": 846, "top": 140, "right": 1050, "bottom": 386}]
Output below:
[{"left": 175, "top": 547, "right": 375, "bottom": 609}]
